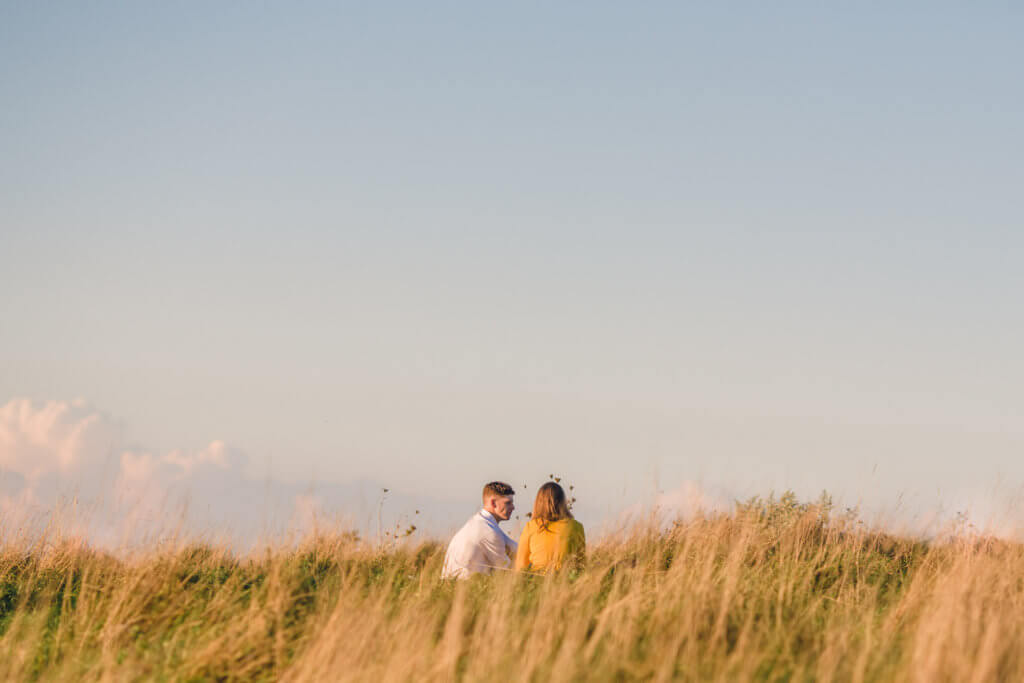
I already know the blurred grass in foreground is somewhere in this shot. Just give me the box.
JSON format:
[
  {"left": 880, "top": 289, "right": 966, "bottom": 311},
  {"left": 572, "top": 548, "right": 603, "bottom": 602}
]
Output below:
[{"left": 1, "top": 493, "right": 1022, "bottom": 682}]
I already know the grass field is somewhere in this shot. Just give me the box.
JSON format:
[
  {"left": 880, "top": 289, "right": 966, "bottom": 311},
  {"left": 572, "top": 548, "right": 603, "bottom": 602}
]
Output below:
[{"left": 1, "top": 495, "right": 1022, "bottom": 682}]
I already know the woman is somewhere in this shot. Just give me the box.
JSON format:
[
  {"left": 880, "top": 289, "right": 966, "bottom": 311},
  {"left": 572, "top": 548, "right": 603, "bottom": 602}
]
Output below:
[{"left": 515, "top": 481, "right": 585, "bottom": 573}]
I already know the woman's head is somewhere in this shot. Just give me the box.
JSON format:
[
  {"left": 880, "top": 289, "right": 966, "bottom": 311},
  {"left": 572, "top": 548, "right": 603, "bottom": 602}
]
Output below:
[{"left": 532, "top": 481, "right": 573, "bottom": 527}]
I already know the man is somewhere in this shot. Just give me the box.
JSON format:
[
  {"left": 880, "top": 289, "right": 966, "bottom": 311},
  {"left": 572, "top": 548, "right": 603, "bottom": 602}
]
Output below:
[{"left": 441, "top": 481, "right": 518, "bottom": 579}]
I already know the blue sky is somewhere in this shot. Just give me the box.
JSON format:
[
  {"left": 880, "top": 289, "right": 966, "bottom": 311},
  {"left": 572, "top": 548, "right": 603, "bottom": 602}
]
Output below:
[{"left": 2, "top": 2, "right": 1023, "bottom": 534}]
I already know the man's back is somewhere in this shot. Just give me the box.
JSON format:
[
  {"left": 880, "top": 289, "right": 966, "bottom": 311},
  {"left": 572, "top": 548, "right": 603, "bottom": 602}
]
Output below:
[{"left": 442, "top": 510, "right": 517, "bottom": 579}]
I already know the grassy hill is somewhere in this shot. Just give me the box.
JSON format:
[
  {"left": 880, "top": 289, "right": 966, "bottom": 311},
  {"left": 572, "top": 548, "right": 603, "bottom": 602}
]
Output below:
[{"left": 1, "top": 495, "right": 1021, "bottom": 681}]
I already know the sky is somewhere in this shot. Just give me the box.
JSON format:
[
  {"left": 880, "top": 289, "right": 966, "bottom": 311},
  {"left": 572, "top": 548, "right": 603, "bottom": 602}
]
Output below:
[{"left": 2, "top": 2, "right": 1023, "bottom": 542}]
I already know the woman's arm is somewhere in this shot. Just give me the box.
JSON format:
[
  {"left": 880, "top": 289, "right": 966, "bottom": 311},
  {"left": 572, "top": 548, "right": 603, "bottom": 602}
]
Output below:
[{"left": 514, "top": 524, "right": 532, "bottom": 571}]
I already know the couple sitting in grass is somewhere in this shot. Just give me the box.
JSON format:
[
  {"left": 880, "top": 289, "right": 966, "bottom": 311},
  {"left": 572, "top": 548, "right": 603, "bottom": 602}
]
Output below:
[{"left": 441, "top": 481, "right": 585, "bottom": 579}]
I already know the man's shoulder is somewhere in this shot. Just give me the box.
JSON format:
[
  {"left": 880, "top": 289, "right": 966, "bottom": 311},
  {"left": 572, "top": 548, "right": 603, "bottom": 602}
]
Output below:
[
  {"left": 472, "top": 513, "right": 511, "bottom": 541},
  {"left": 452, "top": 511, "right": 511, "bottom": 540},
  {"left": 454, "top": 512, "right": 491, "bottom": 536}
]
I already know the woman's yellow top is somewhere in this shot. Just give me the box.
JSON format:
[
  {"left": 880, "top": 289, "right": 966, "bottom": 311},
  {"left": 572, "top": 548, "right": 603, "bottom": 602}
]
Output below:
[{"left": 515, "top": 518, "right": 586, "bottom": 572}]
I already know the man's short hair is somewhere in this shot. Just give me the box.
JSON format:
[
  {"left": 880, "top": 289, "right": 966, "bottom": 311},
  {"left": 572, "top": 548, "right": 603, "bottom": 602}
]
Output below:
[{"left": 482, "top": 481, "right": 515, "bottom": 501}]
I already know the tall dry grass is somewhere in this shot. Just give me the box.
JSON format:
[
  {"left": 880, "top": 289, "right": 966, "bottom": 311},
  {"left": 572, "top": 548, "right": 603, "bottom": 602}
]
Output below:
[{"left": 1, "top": 496, "right": 1022, "bottom": 681}]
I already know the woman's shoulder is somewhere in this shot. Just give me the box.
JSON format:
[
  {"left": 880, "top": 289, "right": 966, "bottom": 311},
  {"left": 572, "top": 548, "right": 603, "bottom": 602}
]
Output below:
[
  {"left": 525, "top": 518, "right": 544, "bottom": 531},
  {"left": 528, "top": 517, "right": 584, "bottom": 533},
  {"left": 555, "top": 518, "right": 584, "bottom": 533}
]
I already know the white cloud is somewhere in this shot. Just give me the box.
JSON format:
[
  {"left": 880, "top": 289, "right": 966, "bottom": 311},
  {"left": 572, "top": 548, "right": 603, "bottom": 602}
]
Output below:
[
  {"left": 0, "top": 399, "right": 296, "bottom": 546},
  {"left": 0, "top": 398, "right": 460, "bottom": 549},
  {"left": 0, "top": 398, "right": 119, "bottom": 481}
]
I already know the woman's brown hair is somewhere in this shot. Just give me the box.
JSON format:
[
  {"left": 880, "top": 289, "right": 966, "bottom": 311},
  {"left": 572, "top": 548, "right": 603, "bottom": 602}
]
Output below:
[{"left": 532, "top": 481, "right": 573, "bottom": 530}]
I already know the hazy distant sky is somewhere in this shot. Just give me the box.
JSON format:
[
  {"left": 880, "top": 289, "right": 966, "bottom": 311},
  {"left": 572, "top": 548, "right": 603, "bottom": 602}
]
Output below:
[{"left": 2, "top": 3, "right": 1023, "bottom": 532}]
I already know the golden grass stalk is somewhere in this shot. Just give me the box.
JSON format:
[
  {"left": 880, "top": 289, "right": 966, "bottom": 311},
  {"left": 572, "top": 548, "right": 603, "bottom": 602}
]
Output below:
[{"left": 1, "top": 498, "right": 1022, "bottom": 681}]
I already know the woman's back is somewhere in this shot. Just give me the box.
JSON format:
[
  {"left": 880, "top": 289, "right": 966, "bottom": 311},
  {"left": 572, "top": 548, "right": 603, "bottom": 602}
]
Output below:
[{"left": 515, "top": 518, "right": 586, "bottom": 572}]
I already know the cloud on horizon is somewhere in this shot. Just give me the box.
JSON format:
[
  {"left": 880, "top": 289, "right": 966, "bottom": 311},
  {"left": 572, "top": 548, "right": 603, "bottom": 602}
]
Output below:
[
  {"left": 3, "top": 398, "right": 1022, "bottom": 549},
  {"left": 0, "top": 398, "right": 465, "bottom": 549}
]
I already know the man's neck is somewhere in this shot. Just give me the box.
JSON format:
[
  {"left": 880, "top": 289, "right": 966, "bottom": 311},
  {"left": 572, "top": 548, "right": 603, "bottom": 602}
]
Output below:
[{"left": 481, "top": 508, "right": 502, "bottom": 524}]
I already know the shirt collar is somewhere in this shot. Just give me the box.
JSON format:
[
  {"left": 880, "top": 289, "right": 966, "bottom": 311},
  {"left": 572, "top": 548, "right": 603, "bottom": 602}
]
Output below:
[{"left": 479, "top": 509, "right": 498, "bottom": 525}]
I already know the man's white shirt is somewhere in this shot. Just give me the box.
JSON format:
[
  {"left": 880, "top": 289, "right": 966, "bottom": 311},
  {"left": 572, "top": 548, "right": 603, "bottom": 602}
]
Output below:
[{"left": 441, "top": 509, "right": 518, "bottom": 579}]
